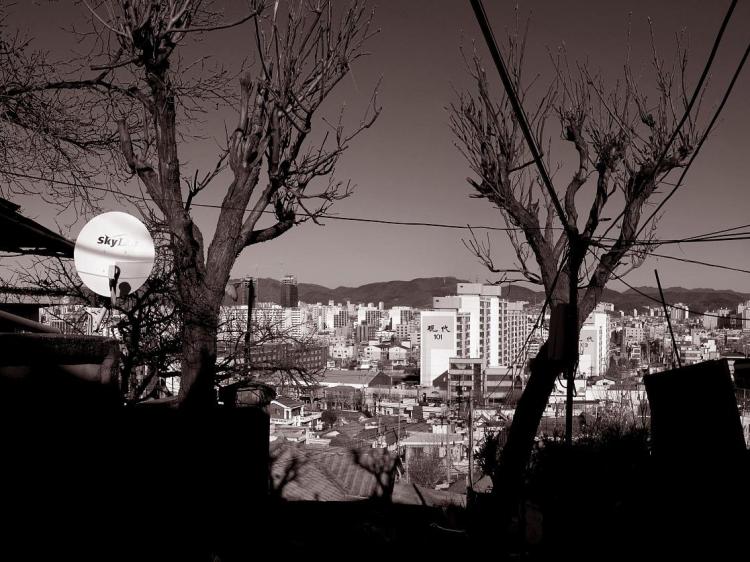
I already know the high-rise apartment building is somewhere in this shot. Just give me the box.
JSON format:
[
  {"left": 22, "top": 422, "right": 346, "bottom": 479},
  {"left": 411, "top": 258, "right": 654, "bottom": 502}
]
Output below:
[
  {"left": 622, "top": 323, "right": 644, "bottom": 345},
  {"left": 432, "top": 283, "right": 529, "bottom": 369},
  {"left": 420, "top": 309, "right": 457, "bottom": 386},
  {"left": 579, "top": 309, "right": 610, "bottom": 378},
  {"left": 365, "top": 309, "right": 381, "bottom": 327},
  {"left": 280, "top": 275, "right": 299, "bottom": 308},
  {"left": 670, "top": 303, "right": 689, "bottom": 322},
  {"left": 388, "top": 306, "right": 413, "bottom": 327},
  {"left": 333, "top": 310, "right": 349, "bottom": 329}
]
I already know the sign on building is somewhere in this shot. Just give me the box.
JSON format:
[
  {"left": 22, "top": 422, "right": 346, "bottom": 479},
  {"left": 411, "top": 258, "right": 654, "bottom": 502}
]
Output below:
[{"left": 420, "top": 311, "right": 456, "bottom": 386}]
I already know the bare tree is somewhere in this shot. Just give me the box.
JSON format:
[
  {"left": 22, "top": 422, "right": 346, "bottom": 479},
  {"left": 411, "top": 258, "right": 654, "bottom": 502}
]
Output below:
[
  {"left": 0, "top": 7, "right": 129, "bottom": 218},
  {"left": 407, "top": 450, "right": 444, "bottom": 488},
  {"left": 2, "top": 1, "right": 379, "bottom": 408},
  {"left": 450, "top": 14, "right": 720, "bottom": 514}
]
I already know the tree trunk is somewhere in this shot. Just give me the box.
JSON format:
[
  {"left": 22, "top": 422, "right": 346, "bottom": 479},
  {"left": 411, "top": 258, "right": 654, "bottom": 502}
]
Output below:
[
  {"left": 178, "top": 313, "right": 219, "bottom": 410},
  {"left": 492, "top": 340, "right": 562, "bottom": 503},
  {"left": 492, "top": 259, "right": 593, "bottom": 526}
]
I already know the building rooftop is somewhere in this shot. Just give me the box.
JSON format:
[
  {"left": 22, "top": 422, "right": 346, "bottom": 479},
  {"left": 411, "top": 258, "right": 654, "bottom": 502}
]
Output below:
[
  {"left": 273, "top": 396, "right": 305, "bottom": 409},
  {"left": 0, "top": 197, "right": 74, "bottom": 258},
  {"left": 269, "top": 441, "right": 401, "bottom": 501},
  {"left": 400, "top": 432, "right": 466, "bottom": 446},
  {"left": 317, "top": 370, "right": 378, "bottom": 386}
]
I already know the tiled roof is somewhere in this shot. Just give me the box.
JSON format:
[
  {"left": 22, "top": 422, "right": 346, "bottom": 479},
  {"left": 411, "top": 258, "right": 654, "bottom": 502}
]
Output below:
[
  {"left": 318, "top": 370, "right": 378, "bottom": 385},
  {"left": 400, "top": 432, "right": 465, "bottom": 446},
  {"left": 327, "top": 431, "right": 358, "bottom": 448},
  {"left": 273, "top": 396, "right": 305, "bottom": 409},
  {"left": 269, "top": 442, "right": 400, "bottom": 501},
  {"left": 404, "top": 421, "right": 433, "bottom": 433},
  {"left": 308, "top": 448, "right": 389, "bottom": 498},
  {"left": 391, "top": 483, "right": 466, "bottom": 507},
  {"left": 353, "top": 427, "right": 407, "bottom": 447},
  {"left": 269, "top": 442, "right": 348, "bottom": 501}
]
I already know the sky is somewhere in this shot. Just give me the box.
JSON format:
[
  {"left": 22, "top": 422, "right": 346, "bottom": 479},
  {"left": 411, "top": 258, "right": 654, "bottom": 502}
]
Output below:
[{"left": 3, "top": 0, "right": 750, "bottom": 292}]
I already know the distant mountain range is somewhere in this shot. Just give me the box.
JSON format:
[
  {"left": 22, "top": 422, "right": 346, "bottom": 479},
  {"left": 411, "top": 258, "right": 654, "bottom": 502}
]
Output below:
[
  {"left": 247, "top": 277, "right": 750, "bottom": 313},
  {"left": 252, "top": 277, "right": 475, "bottom": 309}
]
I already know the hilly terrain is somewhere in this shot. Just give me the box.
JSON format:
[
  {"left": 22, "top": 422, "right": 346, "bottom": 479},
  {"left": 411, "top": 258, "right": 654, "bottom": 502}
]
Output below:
[
  {"left": 244, "top": 277, "right": 750, "bottom": 313},
  {"left": 253, "top": 277, "right": 468, "bottom": 309}
]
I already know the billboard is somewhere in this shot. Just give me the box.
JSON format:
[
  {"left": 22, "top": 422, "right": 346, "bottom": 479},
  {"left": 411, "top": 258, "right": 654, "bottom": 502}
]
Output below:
[
  {"left": 578, "top": 326, "right": 598, "bottom": 377},
  {"left": 420, "top": 311, "right": 457, "bottom": 386},
  {"left": 422, "top": 314, "right": 455, "bottom": 349}
]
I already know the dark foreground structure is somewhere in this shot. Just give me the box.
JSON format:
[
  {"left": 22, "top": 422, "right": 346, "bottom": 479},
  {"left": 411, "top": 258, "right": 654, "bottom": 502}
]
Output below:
[
  {"left": 1, "top": 335, "right": 748, "bottom": 560},
  {"left": 0, "top": 333, "right": 270, "bottom": 561}
]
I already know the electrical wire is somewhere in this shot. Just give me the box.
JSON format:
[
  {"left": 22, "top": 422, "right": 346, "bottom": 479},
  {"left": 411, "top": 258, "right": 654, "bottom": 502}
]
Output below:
[
  {"left": 584, "top": 245, "right": 740, "bottom": 320},
  {"left": 598, "top": 234, "right": 750, "bottom": 246},
  {"left": 7, "top": 168, "right": 750, "bottom": 256},
  {"left": 0, "top": 169, "right": 561, "bottom": 234},
  {"left": 680, "top": 222, "right": 750, "bottom": 242},
  {"left": 635, "top": 36, "right": 750, "bottom": 241},
  {"left": 639, "top": 251, "right": 750, "bottom": 276},
  {"left": 598, "top": 0, "right": 740, "bottom": 242}
]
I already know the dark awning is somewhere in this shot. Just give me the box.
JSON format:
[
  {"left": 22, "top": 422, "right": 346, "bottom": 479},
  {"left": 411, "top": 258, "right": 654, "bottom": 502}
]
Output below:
[{"left": 0, "top": 197, "right": 74, "bottom": 258}]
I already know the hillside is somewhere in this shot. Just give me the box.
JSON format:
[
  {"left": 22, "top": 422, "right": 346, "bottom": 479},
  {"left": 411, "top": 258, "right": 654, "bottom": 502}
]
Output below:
[
  {"left": 616, "top": 286, "right": 750, "bottom": 314},
  {"left": 253, "top": 277, "right": 467, "bottom": 308},
  {"left": 242, "top": 277, "right": 749, "bottom": 312}
]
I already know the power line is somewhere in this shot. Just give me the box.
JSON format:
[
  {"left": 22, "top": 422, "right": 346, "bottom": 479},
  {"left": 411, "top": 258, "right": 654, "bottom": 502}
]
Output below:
[
  {"left": 599, "top": 0, "right": 739, "bottom": 242},
  {"left": 469, "top": 0, "right": 570, "bottom": 237},
  {"left": 4, "top": 170, "right": 750, "bottom": 259},
  {"left": 584, "top": 245, "right": 741, "bottom": 320},
  {"left": 636, "top": 35, "right": 750, "bottom": 241},
  {"left": 1, "top": 169, "right": 561, "bottom": 233},
  {"left": 681, "top": 222, "right": 750, "bottom": 242},
  {"left": 644, "top": 251, "right": 750, "bottom": 276},
  {"left": 601, "top": 33, "right": 750, "bottom": 246},
  {"left": 599, "top": 234, "right": 750, "bottom": 246}
]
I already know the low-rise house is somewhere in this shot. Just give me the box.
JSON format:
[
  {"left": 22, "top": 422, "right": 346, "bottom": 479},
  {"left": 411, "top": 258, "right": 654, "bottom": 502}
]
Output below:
[
  {"left": 269, "top": 397, "right": 322, "bottom": 428},
  {"left": 387, "top": 345, "right": 409, "bottom": 365},
  {"left": 374, "top": 400, "right": 409, "bottom": 418},
  {"left": 329, "top": 343, "right": 355, "bottom": 360},
  {"left": 354, "top": 426, "right": 406, "bottom": 452},
  {"left": 359, "top": 343, "right": 382, "bottom": 362},
  {"left": 400, "top": 432, "right": 466, "bottom": 465},
  {"left": 269, "top": 426, "right": 308, "bottom": 443},
  {"left": 420, "top": 404, "right": 448, "bottom": 420},
  {"left": 322, "top": 385, "right": 362, "bottom": 410},
  {"left": 316, "top": 369, "right": 378, "bottom": 389}
]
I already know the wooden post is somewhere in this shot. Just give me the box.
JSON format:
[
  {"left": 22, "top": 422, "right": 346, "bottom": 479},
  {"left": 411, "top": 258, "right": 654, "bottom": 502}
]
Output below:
[
  {"left": 468, "top": 392, "right": 474, "bottom": 493},
  {"left": 655, "top": 270, "right": 681, "bottom": 368},
  {"left": 566, "top": 244, "right": 582, "bottom": 447},
  {"left": 244, "top": 277, "right": 255, "bottom": 376}
]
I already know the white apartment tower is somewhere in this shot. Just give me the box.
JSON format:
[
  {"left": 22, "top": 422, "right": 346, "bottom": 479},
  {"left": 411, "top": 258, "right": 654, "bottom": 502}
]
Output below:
[
  {"left": 431, "top": 283, "right": 529, "bottom": 369},
  {"left": 578, "top": 308, "right": 611, "bottom": 378},
  {"left": 420, "top": 309, "right": 457, "bottom": 386}
]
